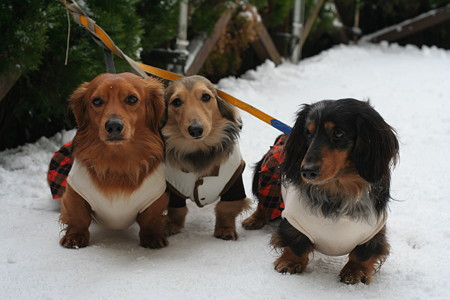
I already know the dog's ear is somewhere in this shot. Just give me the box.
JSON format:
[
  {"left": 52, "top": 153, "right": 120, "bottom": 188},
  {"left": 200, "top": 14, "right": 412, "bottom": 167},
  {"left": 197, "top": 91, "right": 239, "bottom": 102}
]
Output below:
[
  {"left": 160, "top": 83, "right": 174, "bottom": 129},
  {"left": 216, "top": 95, "right": 242, "bottom": 129},
  {"left": 69, "top": 82, "right": 89, "bottom": 130},
  {"left": 143, "top": 77, "right": 165, "bottom": 132},
  {"left": 351, "top": 104, "right": 399, "bottom": 183},
  {"left": 282, "top": 104, "right": 311, "bottom": 185}
]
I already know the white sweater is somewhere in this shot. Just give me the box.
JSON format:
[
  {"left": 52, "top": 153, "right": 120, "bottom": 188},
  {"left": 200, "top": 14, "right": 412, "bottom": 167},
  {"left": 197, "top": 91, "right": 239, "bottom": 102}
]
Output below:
[
  {"left": 67, "top": 159, "right": 166, "bottom": 230},
  {"left": 281, "top": 184, "right": 387, "bottom": 256},
  {"left": 165, "top": 143, "right": 244, "bottom": 207}
]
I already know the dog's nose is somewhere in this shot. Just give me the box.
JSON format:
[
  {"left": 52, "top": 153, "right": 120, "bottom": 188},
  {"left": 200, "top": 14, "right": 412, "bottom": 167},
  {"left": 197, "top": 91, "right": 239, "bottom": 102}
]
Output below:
[
  {"left": 188, "top": 124, "right": 204, "bottom": 138},
  {"left": 105, "top": 118, "right": 124, "bottom": 135},
  {"left": 301, "top": 165, "right": 320, "bottom": 180}
]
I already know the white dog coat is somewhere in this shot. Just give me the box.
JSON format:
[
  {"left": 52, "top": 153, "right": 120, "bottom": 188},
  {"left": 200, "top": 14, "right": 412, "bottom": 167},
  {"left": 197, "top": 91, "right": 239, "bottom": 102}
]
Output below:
[
  {"left": 67, "top": 159, "right": 166, "bottom": 230},
  {"left": 281, "top": 184, "right": 387, "bottom": 256},
  {"left": 165, "top": 143, "right": 244, "bottom": 207}
]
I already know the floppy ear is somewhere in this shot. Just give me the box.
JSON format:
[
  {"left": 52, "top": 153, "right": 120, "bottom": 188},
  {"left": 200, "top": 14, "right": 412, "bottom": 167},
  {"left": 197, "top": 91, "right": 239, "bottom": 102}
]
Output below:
[
  {"left": 143, "top": 77, "right": 165, "bottom": 132},
  {"left": 160, "top": 83, "right": 174, "bottom": 129},
  {"left": 69, "top": 82, "right": 89, "bottom": 131},
  {"left": 281, "top": 104, "right": 311, "bottom": 185},
  {"left": 216, "top": 95, "right": 242, "bottom": 129},
  {"left": 351, "top": 105, "right": 399, "bottom": 183}
]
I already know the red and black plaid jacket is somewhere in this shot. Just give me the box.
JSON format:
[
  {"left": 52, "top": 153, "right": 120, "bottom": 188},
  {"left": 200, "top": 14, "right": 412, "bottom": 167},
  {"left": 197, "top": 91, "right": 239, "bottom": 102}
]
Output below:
[
  {"left": 47, "top": 136, "right": 287, "bottom": 217},
  {"left": 255, "top": 134, "right": 286, "bottom": 220},
  {"left": 47, "top": 141, "right": 73, "bottom": 199}
]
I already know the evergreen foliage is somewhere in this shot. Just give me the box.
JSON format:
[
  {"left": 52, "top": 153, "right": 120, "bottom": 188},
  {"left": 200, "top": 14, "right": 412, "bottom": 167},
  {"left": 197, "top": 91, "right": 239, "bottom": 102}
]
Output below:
[
  {"left": 0, "top": 0, "right": 449, "bottom": 150},
  {"left": 0, "top": 0, "right": 143, "bottom": 150}
]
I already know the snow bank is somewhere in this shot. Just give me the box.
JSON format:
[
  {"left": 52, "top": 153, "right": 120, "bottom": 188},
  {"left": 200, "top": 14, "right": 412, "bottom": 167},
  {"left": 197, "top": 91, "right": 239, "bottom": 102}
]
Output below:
[{"left": 1, "top": 43, "right": 450, "bottom": 299}]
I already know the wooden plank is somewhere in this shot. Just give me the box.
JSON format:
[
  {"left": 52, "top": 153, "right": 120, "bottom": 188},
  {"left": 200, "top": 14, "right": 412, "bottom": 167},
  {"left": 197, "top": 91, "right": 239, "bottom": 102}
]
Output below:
[
  {"left": 300, "top": 0, "right": 326, "bottom": 49},
  {"left": 251, "top": 20, "right": 282, "bottom": 66},
  {"left": 330, "top": 0, "right": 349, "bottom": 44},
  {"left": 0, "top": 70, "right": 21, "bottom": 103},
  {"left": 363, "top": 3, "right": 450, "bottom": 43},
  {"left": 185, "top": 7, "right": 234, "bottom": 76}
]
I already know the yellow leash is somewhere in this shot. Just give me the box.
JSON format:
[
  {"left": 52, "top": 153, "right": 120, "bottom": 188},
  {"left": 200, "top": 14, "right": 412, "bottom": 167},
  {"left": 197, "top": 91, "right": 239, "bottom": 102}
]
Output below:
[{"left": 59, "top": 0, "right": 292, "bottom": 134}]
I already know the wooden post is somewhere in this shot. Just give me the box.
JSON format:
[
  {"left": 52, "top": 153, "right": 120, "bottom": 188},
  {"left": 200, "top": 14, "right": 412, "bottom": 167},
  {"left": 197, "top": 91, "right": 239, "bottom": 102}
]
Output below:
[
  {"left": 330, "top": 0, "right": 349, "bottom": 44},
  {"left": 291, "top": 0, "right": 305, "bottom": 64},
  {"left": 185, "top": 7, "right": 234, "bottom": 76},
  {"left": 0, "top": 70, "right": 21, "bottom": 103},
  {"left": 300, "top": 0, "right": 326, "bottom": 49},
  {"left": 251, "top": 19, "right": 282, "bottom": 66},
  {"left": 362, "top": 3, "right": 450, "bottom": 43}
]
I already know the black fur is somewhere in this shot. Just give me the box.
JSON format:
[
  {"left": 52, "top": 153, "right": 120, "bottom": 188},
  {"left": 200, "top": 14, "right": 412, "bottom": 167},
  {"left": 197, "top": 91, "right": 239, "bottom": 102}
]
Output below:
[
  {"left": 274, "top": 219, "right": 313, "bottom": 257},
  {"left": 281, "top": 99, "right": 399, "bottom": 217},
  {"left": 351, "top": 226, "right": 389, "bottom": 262},
  {"left": 265, "top": 99, "right": 398, "bottom": 283}
]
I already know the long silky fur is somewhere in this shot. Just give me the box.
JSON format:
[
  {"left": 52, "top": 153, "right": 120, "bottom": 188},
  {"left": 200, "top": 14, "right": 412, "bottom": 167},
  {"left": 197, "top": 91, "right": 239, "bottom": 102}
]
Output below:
[
  {"left": 281, "top": 99, "right": 399, "bottom": 220},
  {"left": 70, "top": 74, "right": 165, "bottom": 196},
  {"left": 73, "top": 130, "right": 163, "bottom": 195},
  {"left": 164, "top": 119, "right": 240, "bottom": 173},
  {"left": 161, "top": 75, "right": 242, "bottom": 175},
  {"left": 297, "top": 182, "right": 373, "bottom": 221}
]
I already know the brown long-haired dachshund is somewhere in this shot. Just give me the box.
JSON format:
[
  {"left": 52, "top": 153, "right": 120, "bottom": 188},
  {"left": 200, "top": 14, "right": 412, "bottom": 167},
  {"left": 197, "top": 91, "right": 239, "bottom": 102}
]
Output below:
[
  {"left": 244, "top": 99, "right": 399, "bottom": 284},
  {"left": 59, "top": 72, "right": 169, "bottom": 249},
  {"left": 161, "top": 75, "right": 250, "bottom": 240}
]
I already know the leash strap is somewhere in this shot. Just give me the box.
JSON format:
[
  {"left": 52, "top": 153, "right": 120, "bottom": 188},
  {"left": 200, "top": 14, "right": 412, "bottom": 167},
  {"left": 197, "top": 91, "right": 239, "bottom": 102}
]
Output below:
[
  {"left": 59, "top": 0, "right": 292, "bottom": 134},
  {"left": 102, "top": 49, "right": 116, "bottom": 74}
]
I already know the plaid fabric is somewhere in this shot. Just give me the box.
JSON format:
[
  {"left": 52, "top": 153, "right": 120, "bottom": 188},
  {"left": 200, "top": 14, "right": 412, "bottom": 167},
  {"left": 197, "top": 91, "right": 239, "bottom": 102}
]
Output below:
[
  {"left": 47, "top": 141, "right": 74, "bottom": 199},
  {"left": 256, "top": 134, "right": 286, "bottom": 220}
]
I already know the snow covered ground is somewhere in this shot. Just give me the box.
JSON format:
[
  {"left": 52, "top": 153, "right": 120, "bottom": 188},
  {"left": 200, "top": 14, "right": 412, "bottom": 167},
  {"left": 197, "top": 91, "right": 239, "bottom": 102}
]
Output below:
[{"left": 1, "top": 42, "right": 450, "bottom": 299}]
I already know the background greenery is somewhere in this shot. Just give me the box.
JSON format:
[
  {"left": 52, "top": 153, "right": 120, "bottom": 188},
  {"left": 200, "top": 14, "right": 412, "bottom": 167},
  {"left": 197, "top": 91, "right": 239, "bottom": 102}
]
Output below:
[{"left": 1, "top": 0, "right": 449, "bottom": 150}]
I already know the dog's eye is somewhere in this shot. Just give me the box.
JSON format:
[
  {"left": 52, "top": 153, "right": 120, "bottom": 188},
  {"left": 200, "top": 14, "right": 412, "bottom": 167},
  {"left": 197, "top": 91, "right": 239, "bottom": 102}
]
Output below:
[
  {"left": 305, "top": 129, "right": 313, "bottom": 139},
  {"left": 125, "top": 95, "right": 138, "bottom": 105},
  {"left": 332, "top": 128, "right": 344, "bottom": 138},
  {"left": 92, "top": 97, "right": 104, "bottom": 107},
  {"left": 201, "top": 93, "right": 211, "bottom": 102},
  {"left": 171, "top": 98, "right": 183, "bottom": 107}
]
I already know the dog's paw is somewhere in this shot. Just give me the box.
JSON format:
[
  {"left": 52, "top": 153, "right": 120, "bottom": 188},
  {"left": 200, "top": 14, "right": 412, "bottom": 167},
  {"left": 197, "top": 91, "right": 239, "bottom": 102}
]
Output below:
[
  {"left": 242, "top": 215, "right": 267, "bottom": 230},
  {"left": 60, "top": 232, "right": 89, "bottom": 249},
  {"left": 273, "top": 257, "right": 307, "bottom": 274},
  {"left": 214, "top": 228, "right": 238, "bottom": 241},
  {"left": 140, "top": 234, "right": 169, "bottom": 249},
  {"left": 166, "top": 223, "right": 184, "bottom": 236},
  {"left": 339, "top": 262, "right": 373, "bottom": 285}
]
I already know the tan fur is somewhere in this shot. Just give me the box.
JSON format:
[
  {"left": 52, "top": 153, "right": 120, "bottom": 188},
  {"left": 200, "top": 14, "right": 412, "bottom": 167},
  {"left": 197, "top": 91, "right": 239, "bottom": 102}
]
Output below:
[
  {"left": 162, "top": 75, "right": 240, "bottom": 176},
  {"left": 340, "top": 227, "right": 390, "bottom": 284},
  {"left": 321, "top": 165, "right": 371, "bottom": 202},
  {"left": 162, "top": 75, "right": 247, "bottom": 240},
  {"left": 166, "top": 206, "right": 189, "bottom": 235},
  {"left": 272, "top": 246, "right": 314, "bottom": 274},
  {"left": 59, "top": 72, "right": 168, "bottom": 249},
  {"left": 214, "top": 198, "right": 250, "bottom": 240},
  {"left": 241, "top": 205, "right": 272, "bottom": 230},
  {"left": 137, "top": 193, "right": 169, "bottom": 248},
  {"left": 59, "top": 185, "right": 92, "bottom": 248}
]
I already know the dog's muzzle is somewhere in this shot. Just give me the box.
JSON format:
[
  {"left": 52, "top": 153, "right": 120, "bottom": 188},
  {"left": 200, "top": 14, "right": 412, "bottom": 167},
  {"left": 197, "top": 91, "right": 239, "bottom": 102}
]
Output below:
[
  {"left": 188, "top": 124, "right": 204, "bottom": 139},
  {"left": 301, "top": 164, "right": 320, "bottom": 181},
  {"left": 105, "top": 118, "right": 124, "bottom": 140}
]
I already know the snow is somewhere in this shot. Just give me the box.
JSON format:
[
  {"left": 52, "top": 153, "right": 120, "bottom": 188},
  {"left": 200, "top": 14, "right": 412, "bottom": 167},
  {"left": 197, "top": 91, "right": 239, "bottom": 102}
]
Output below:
[{"left": 2, "top": 42, "right": 450, "bottom": 299}]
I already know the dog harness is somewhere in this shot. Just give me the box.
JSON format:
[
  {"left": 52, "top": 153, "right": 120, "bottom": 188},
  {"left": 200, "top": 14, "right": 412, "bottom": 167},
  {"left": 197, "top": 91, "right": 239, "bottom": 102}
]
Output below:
[
  {"left": 165, "top": 143, "right": 245, "bottom": 207},
  {"left": 281, "top": 184, "right": 387, "bottom": 256},
  {"left": 67, "top": 159, "right": 166, "bottom": 230}
]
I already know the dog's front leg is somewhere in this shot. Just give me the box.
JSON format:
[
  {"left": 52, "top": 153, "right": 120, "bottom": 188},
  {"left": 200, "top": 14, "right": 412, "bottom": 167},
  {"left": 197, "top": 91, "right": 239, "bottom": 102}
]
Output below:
[
  {"left": 137, "top": 192, "right": 169, "bottom": 249},
  {"left": 214, "top": 198, "right": 250, "bottom": 240},
  {"left": 242, "top": 205, "right": 272, "bottom": 230},
  {"left": 340, "top": 226, "right": 390, "bottom": 284},
  {"left": 271, "top": 219, "right": 314, "bottom": 274},
  {"left": 167, "top": 192, "right": 188, "bottom": 235},
  {"left": 59, "top": 185, "right": 92, "bottom": 249}
]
